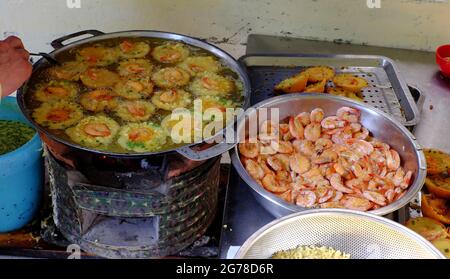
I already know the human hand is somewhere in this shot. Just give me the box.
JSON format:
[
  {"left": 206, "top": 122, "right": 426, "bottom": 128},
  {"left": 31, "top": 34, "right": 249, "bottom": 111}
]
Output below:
[{"left": 0, "top": 36, "right": 32, "bottom": 97}]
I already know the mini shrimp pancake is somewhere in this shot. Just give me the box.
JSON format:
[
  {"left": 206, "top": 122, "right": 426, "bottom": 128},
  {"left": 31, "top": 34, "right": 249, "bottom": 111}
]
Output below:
[
  {"left": 80, "top": 89, "right": 118, "bottom": 112},
  {"left": 117, "top": 59, "right": 153, "bottom": 77},
  {"left": 151, "top": 89, "right": 192, "bottom": 111},
  {"left": 151, "top": 43, "right": 189, "bottom": 64},
  {"left": 196, "top": 95, "right": 235, "bottom": 122},
  {"left": 151, "top": 67, "right": 190, "bottom": 88},
  {"left": 117, "top": 122, "right": 167, "bottom": 152},
  {"left": 77, "top": 46, "right": 119, "bottom": 66},
  {"left": 115, "top": 100, "right": 156, "bottom": 122},
  {"left": 198, "top": 95, "right": 235, "bottom": 112},
  {"left": 32, "top": 101, "right": 83, "bottom": 130},
  {"left": 179, "top": 56, "right": 221, "bottom": 76},
  {"left": 35, "top": 80, "right": 78, "bottom": 103},
  {"left": 114, "top": 78, "right": 154, "bottom": 100},
  {"left": 190, "top": 72, "right": 235, "bottom": 96},
  {"left": 50, "top": 61, "right": 88, "bottom": 81},
  {"left": 80, "top": 68, "right": 120, "bottom": 88},
  {"left": 161, "top": 111, "right": 203, "bottom": 144},
  {"left": 66, "top": 116, "right": 119, "bottom": 148},
  {"left": 118, "top": 40, "right": 151, "bottom": 59}
]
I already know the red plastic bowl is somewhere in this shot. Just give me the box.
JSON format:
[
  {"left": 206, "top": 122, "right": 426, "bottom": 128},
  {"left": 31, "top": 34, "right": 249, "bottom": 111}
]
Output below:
[{"left": 436, "top": 45, "right": 450, "bottom": 78}]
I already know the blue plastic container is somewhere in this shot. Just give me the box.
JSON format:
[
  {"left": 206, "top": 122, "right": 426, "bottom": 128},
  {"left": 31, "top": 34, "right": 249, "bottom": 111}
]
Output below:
[{"left": 0, "top": 97, "right": 43, "bottom": 232}]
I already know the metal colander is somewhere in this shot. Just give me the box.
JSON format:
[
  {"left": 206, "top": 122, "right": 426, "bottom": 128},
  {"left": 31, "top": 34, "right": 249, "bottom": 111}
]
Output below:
[{"left": 235, "top": 209, "right": 445, "bottom": 259}]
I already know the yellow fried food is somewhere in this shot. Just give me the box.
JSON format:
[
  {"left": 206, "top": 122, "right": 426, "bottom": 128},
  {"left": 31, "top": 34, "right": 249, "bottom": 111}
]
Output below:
[
  {"left": 432, "top": 239, "right": 450, "bottom": 258},
  {"left": 80, "top": 89, "right": 118, "bottom": 112},
  {"left": 34, "top": 80, "right": 78, "bottom": 103},
  {"left": 327, "top": 87, "right": 364, "bottom": 102},
  {"left": 76, "top": 46, "right": 119, "bottom": 66},
  {"left": 117, "top": 58, "right": 153, "bottom": 77},
  {"left": 80, "top": 68, "right": 120, "bottom": 88},
  {"left": 151, "top": 42, "right": 189, "bottom": 64},
  {"left": 117, "top": 122, "right": 167, "bottom": 152},
  {"left": 421, "top": 194, "right": 450, "bottom": 225},
  {"left": 151, "top": 89, "right": 192, "bottom": 111},
  {"left": 274, "top": 72, "right": 308, "bottom": 93},
  {"left": 161, "top": 111, "right": 203, "bottom": 144},
  {"left": 304, "top": 66, "right": 335, "bottom": 83},
  {"left": 424, "top": 149, "right": 450, "bottom": 175},
  {"left": 118, "top": 40, "right": 151, "bottom": 59},
  {"left": 333, "top": 74, "right": 369, "bottom": 93},
  {"left": 50, "top": 61, "right": 88, "bottom": 81},
  {"left": 178, "top": 56, "right": 221, "bottom": 76},
  {"left": 32, "top": 101, "right": 83, "bottom": 130},
  {"left": 303, "top": 79, "right": 327, "bottom": 93},
  {"left": 114, "top": 78, "right": 154, "bottom": 100},
  {"left": 190, "top": 72, "right": 235, "bottom": 96},
  {"left": 114, "top": 100, "right": 156, "bottom": 122},
  {"left": 66, "top": 116, "right": 119, "bottom": 148},
  {"left": 405, "top": 217, "right": 448, "bottom": 241},
  {"left": 151, "top": 67, "right": 190, "bottom": 88},
  {"left": 425, "top": 176, "right": 450, "bottom": 199}
]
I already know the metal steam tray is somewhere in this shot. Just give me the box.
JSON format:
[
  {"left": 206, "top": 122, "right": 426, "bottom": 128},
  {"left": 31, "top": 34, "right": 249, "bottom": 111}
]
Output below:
[{"left": 239, "top": 54, "right": 421, "bottom": 126}]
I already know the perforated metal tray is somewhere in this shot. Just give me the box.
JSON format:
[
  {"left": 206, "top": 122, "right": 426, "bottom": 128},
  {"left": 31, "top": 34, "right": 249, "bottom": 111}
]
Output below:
[{"left": 239, "top": 54, "right": 420, "bottom": 126}]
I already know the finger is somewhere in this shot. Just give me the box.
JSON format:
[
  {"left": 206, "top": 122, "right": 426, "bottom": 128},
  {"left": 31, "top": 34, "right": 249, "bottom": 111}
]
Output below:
[
  {"left": 4, "top": 36, "right": 25, "bottom": 49},
  {"left": 15, "top": 48, "right": 30, "bottom": 60}
]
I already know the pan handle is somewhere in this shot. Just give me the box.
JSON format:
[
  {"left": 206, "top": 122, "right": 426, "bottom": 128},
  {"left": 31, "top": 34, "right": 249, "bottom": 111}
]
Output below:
[
  {"left": 176, "top": 141, "right": 236, "bottom": 161},
  {"left": 51, "top": 30, "right": 105, "bottom": 49}
]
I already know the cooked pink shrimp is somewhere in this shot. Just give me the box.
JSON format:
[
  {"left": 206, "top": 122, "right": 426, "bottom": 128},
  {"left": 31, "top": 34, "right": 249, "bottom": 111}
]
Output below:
[
  {"left": 386, "top": 149, "right": 401, "bottom": 171},
  {"left": 279, "top": 123, "right": 293, "bottom": 141},
  {"left": 336, "top": 107, "right": 360, "bottom": 123},
  {"left": 399, "top": 170, "right": 413, "bottom": 189},
  {"left": 262, "top": 174, "right": 290, "bottom": 193},
  {"left": 293, "top": 139, "right": 315, "bottom": 156},
  {"left": 385, "top": 189, "right": 396, "bottom": 203},
  {"left": 362, "top": 191, "right": 387, "bottom": 206},
  {"left": 289, "top": 116, "right": 305, "bottom": 140},
  {"left": 332, "top": 191, "right": 344, "bottom": 201},
  {"left": 304, "top": 123, "right": 322, "bottom": 142},
  {"left": 316, "top": 186, "right": 334, "bottom": 204},
  {"left": 349, "top": 122, "right": 362, "bottom": 133},
  {"left": 310, "top": 108, "right": 325, "bottom": 123},
  {"left": 347, "top": 139, "right": 374, "bottom": 156},
  {"left": 341, "top": 196, "right": 372, "bottom": 211},
  {"left": 321, "top": 116, "right": 346, "bottom": 129},
  {"left": 314, "top": 138, "right": 333, "bottom": 152},
  {"left": 330, "top": 173, "right": 353, "bottom": 193},
  {"left": 245, "top": 160, "right": 265, "bottom": 180},
  {"left": 313, "top": 149, "right": 338, "bottom": 164},
  {"left": 239, "top": 141, "right": 260, "bottom": 158},
  {"left": 297, "top": 112, "right": 311, "bottom": 126},
  {"left": 354, "top": 127, "right": 369, "bottom": 140},
  {"left": 296, "top": 190, "right": 317, "bottom": 208},
  {"left": 259, "top": 143, "right": 277, "bottom": 155},
  {"left": 271, "top": 140, "right": 294, "bottom": 154},
  {"left": 290, "top": 153, "right": 311, "bottom": 174}
]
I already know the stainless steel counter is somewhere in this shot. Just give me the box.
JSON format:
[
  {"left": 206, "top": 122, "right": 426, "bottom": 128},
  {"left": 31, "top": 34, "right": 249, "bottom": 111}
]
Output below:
[
  {"left": 245, "top": 34, "right": 450, "bottom": 151},
  {"left": 219, "top": 34, "right": 450, "bottom": 259}
]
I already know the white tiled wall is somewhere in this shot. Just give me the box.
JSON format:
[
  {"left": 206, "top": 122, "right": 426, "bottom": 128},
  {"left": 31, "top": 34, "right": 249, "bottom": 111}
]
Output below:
[{"left": 1, "top": 0, "right": 449, "bottom": 57}]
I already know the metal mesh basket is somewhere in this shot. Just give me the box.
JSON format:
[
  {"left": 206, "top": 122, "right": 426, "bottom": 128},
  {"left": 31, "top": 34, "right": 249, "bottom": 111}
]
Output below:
[{"left": 235, "top": 209, "right": 444, "bottom": 259}]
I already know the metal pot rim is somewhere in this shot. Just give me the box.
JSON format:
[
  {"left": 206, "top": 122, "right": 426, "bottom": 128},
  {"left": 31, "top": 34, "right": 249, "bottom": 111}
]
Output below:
[
  {"left": 17, "top": 30, "right": 251, "bottom": 159},
  {"left": 231, "top": 93, "right": 427, "bottom": 217}
]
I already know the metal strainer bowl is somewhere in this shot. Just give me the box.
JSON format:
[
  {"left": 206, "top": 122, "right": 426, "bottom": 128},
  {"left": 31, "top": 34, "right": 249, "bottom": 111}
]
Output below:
[{"left": 235, "top": 209, "right": 445, "bottom": 259}]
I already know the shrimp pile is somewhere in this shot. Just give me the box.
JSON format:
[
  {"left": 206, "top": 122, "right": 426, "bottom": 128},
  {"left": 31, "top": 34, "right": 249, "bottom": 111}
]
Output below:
[{"left": 238, "top": 106, "right": 413, "bottom": 212}]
